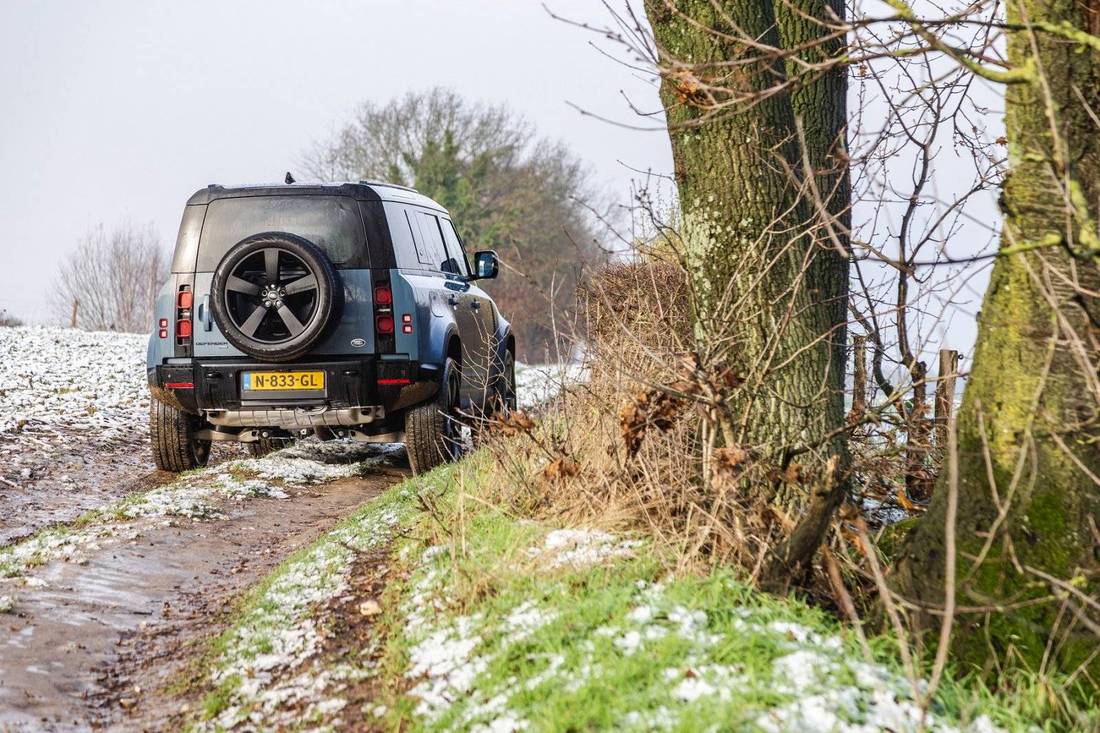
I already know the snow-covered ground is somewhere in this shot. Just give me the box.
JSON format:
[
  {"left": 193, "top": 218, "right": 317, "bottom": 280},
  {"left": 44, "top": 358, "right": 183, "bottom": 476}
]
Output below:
[
  {"left": 514, "top": 362, "right": 586, "bottom": 410},
  {"left": 0, "top": 326, "right": 148, "bottom": 441},
  {"left": 0, "top": 327, "right": 150, "bottom": 508}
]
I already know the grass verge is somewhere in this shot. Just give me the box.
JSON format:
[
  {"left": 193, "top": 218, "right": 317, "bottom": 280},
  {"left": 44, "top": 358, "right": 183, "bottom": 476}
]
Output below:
[{"left": 181, "top": 451, "right": 1086, "bottom": 732}]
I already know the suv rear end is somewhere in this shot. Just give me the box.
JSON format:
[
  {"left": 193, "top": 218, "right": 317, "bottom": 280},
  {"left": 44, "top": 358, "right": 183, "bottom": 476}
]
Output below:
[{"left": 147, "top": 181, "right": 514, "bottom": 474}]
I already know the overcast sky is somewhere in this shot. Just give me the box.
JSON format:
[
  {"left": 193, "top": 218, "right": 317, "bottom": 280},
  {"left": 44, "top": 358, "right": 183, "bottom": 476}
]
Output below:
[{"left": 0, "top": 0, "right": 671, "bottom": 324}]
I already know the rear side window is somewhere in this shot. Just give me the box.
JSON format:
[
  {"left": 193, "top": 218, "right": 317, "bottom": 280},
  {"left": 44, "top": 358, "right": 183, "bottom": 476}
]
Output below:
[
  {"left": 384, "top": 204, "right": 421, "bottom": 270},
  {"left": 413, "top": 211, "right": 452, "bottom": 272},
  {"left": 194, "top": 195, "right": 367, "bottom": 272},
  {"left": 384, "top": 204, "right": 459, "bottom": 274},
  {"left": 171, "top": 204, "right": 207, "bottom": 273}
]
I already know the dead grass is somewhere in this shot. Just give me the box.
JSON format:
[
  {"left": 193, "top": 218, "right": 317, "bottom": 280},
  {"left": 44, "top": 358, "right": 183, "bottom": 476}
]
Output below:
[{"left": 473, "top": 260, "right": 848, "bottom": 590}]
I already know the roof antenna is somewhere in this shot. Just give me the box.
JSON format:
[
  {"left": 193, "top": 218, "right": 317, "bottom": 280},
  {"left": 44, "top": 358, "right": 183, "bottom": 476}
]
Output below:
[{"left": 285, "top": 171, "right": 296, "bottom": 185}]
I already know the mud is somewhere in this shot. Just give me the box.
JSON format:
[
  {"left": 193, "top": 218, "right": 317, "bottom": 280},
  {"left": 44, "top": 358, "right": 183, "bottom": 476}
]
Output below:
[
  {"left": 312, "top": 548, "right": 393, "bottom": 732},
  {"left": 0, "top": 456, "right": 406, "bottom": 732},
  {"left": 0, "top": 435, "right": 241, "bottom": 547}
]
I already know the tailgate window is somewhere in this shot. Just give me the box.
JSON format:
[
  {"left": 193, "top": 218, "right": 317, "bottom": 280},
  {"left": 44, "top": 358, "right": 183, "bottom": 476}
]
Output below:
[{"left": 195, "top": 195, "right": 368, "bottom": 272}]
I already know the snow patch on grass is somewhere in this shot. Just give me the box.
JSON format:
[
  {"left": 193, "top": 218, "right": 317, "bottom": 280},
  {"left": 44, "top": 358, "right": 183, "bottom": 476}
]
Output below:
[
  {"left": 198, "top": 488, "right": 414, "bottom": 731},
  {"left": 396, "top": 527, "right": 1006, "bottom": 733},
  {"left": 0, "top": 522, "right": 142, "bottom": 577},
  {"left": 402, "top": 546, "right": 541, "bottom": 730},
  {"left": 526, "top": 528, "right": 642, "bottom": 569}
]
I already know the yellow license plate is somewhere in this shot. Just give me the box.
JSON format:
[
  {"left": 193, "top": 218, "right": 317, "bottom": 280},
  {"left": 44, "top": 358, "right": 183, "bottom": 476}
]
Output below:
[{"left": 243, "top": 371, "right": 326, "bottom": 391}]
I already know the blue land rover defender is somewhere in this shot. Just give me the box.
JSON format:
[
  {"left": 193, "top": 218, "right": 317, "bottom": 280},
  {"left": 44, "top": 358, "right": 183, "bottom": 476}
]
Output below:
[{"left": 147, "top": 181, "right": 516, "bottom": 474}]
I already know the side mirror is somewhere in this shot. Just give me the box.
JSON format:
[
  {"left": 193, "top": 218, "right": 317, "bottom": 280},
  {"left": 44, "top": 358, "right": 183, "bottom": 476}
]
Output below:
[{"left": 472, "top": 250, "right": 499, "bottom": 280}]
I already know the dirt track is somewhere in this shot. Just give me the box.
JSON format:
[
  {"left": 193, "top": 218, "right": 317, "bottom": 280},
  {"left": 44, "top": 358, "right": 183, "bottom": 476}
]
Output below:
[
  {"left": 0, "top": 439, "right": 216, "bottom": 547},
  {"left": 0, "top": 445, "right": 406, "bottom": 732}
]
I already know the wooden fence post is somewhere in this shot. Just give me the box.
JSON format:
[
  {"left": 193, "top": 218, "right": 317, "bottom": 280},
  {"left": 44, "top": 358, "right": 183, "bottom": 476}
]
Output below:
[
  {"left": 850, "top": 335, "right": 867, "bottom": 420},
  {"left": 935, "top": 349, "right": 959, "bottom": 448},
  {"left": 906, "top": 360, "right": 932, "bottom": 502}
]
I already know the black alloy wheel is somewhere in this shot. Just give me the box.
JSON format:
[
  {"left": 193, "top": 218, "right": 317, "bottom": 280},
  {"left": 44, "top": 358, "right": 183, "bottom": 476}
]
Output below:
[{"left": 211, "top": 233, "right": 342, "bottom": 362}]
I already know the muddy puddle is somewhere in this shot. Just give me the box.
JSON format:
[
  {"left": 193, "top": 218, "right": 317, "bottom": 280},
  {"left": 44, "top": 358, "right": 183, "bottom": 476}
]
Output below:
[
  {"left": 0, "top": 436, "right": 241, "bottom": 547},
  {"left": 0, "top": 451, "right": 405, "bottom": 731}
]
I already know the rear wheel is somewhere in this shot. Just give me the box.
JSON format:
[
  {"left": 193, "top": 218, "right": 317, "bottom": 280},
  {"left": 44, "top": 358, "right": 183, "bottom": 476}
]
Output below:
[
  {"left": 405, "top": 357, "right": 463, "bottom": 474},
  {"left": 150, "top": 397, "right": 210, "bottom": 472},
  {"left": 498, "top": 349, "right": 517, "bottom": 412},
  {"left": 246, "top": 438, "right": 282, "bottom": 458}
]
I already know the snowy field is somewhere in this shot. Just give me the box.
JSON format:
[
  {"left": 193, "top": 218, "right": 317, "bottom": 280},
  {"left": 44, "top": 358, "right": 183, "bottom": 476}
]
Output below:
[
  {"left": 0, "top": 327, "right": 148, "bottom": 441},
  {"left": 0, "top": 327, "right": 150, "bottom": 492}
]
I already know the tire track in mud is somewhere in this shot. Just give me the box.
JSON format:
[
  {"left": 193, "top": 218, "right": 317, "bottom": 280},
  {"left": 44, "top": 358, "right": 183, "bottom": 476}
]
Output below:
[{"left": 0, "top": 449, "right": 406, "bottom": 732}]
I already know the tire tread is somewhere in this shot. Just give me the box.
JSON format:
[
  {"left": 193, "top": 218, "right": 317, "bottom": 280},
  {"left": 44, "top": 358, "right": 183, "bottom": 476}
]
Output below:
[
  {"left": 149, "top": 398, "right": 208, "bottom": 472},
  {"left": 405, "top": 357, "right": 458, "bottom": 474}
]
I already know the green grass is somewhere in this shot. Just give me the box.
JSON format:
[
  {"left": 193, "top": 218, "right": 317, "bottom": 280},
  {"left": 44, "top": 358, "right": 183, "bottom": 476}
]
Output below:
[
  {"left": 176, "top": 453, "right": 1095, "bottom": 732},
  {"left": 370, "top": 455, "right": 1088, "bottom": 732}
]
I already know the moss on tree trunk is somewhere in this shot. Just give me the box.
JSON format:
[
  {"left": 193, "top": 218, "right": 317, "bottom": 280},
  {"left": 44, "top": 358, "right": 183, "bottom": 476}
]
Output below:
[{"left": 893, "top": 0, "right": 1100, "bottom": 678}]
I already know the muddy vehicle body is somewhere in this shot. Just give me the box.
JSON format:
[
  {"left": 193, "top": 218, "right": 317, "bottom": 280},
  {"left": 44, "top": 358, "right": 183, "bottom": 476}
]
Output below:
[{"left": 147, "top": 182, "right": 514, "bottom": 474}]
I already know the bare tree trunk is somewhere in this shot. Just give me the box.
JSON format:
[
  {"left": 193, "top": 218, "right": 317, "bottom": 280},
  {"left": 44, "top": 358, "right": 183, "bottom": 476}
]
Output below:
[
  {"left": 645, "top": 0, "right": 847, "bottom": 458},
  {"left": 644, "top": 0, "right": 850, "bottom": 587},
  {"left": 893, "top": 2, "right": 1100, "bottom": 677},
  {"left": 776, "top": 0, "right": 851, "bottom": 443},
  {"left": 69, "top": 298, "right": 79, "bottom": 329}
]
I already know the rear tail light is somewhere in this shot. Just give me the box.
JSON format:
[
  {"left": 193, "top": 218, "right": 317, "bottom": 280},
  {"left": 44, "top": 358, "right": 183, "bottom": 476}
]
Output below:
[
  {"left": 374, "top": 276, "right": 395, "bottom": 353},
  {"left": 176, "top": 285, "right": 192, "bottom": 345}
]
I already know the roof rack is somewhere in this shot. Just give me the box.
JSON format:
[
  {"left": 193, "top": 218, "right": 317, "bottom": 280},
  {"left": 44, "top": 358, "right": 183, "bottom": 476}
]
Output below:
[{"left": 359, "top": 179, "right": 418, "bottom": 194}]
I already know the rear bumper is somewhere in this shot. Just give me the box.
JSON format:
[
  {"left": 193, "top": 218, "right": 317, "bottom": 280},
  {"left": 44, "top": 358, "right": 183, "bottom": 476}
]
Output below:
[{"left": 148, "top": 356, "right": 440, "bottom": 422}]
